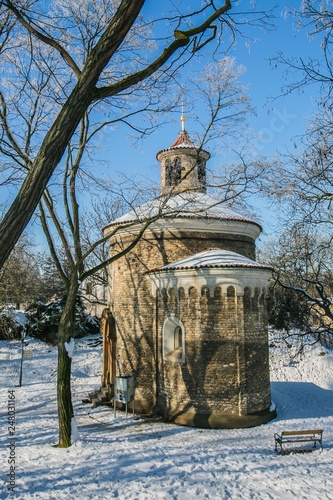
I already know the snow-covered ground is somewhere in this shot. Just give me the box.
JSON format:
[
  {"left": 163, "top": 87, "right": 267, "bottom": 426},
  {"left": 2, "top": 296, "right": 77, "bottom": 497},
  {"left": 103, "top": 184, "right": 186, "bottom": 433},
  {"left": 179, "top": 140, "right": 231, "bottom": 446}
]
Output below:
[{"left": 1, "top": 331, "right": 333, "bottom": 499}]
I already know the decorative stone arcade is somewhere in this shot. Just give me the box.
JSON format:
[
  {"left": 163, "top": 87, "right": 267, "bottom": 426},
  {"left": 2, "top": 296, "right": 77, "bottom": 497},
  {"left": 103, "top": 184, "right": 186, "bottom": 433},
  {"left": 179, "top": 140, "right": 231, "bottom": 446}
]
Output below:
[
  {"left": 150, "top": 250, "right": 273, "bottom": 428},
  {"left": 101, "top": 119, "right": 276, "bottom": 428}
]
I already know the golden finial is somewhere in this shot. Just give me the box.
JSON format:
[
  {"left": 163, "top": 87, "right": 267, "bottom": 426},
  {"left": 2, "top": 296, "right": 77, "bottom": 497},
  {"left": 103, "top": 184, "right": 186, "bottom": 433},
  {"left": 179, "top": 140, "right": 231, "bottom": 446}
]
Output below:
[{"left": 180, "top": 102, "right": 186, "bottom": 132}]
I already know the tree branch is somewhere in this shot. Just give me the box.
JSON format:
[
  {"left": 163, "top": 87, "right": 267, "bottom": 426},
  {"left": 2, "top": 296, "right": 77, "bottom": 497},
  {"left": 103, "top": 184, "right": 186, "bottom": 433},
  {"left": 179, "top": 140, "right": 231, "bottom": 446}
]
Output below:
[
  {"left": 92, "top": 1, "right": 232, "bottom": 101},
  {"left": 38, "top": 201, "right": 69, "bottom": 287},
  {"left": 2, "top": 0, "right": 82, "bottom": 77}
]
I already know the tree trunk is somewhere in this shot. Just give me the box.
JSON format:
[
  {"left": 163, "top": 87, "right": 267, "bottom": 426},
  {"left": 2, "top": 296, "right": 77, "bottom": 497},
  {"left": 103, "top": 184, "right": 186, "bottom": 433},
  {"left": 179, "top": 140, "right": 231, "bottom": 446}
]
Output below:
[
  {"left": 57, "top": 340, "right": 74, "bottom": 448},
  {"left": 0, "top": 0, "right": 146, "bottom": 270},
  {"left": 0, "top": 0, "right": 232, "bottom": 269},
  {"left": 56, "top": 276, "right": 78, "bottom": 448}
]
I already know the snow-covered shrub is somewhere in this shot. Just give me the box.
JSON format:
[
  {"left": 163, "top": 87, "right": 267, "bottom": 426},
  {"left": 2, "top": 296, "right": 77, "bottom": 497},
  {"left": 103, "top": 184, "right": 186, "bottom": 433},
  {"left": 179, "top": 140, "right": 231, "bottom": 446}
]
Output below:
[
  {"left": 25, "top": 300, "right": 63, "bottom": 342},
  {"left": 26, "top": 294, "right": 100, "bottom": 343},
  {"left": 0, "top": 309, "right": 28, "bottom": 340}
]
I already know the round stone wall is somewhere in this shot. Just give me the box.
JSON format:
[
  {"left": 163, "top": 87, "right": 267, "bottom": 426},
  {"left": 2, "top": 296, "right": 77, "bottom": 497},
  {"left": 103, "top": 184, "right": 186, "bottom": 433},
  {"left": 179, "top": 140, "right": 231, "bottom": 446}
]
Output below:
[
  {"left": 108, "top": 226, "right": 257, "bottom": 413},
  {"left": 155, "top": 284, "right": 275, "bottom": 428}
]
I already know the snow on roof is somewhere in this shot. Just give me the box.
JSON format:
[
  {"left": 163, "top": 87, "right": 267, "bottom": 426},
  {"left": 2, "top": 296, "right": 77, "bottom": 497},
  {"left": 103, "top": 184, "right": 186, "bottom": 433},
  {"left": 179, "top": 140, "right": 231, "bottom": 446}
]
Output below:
[
  {"left": 104, "top": 192, "right": 259, "bottom": 229},
  {"left": 150, "top": 249, "right": 273, "bottom": 272}
]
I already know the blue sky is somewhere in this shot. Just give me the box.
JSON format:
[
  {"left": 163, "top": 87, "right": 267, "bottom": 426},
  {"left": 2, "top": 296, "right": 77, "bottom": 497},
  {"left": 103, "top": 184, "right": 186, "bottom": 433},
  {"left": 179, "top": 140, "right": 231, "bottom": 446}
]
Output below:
[
  {"left": 97, "top": 2, "right": 324, "bottom": 238},
  {"left": 28, "top": 1, "right": 325, "bottom": 249},
  {"left": 101, "top": 3, "right": 322, "bottom": 175}
]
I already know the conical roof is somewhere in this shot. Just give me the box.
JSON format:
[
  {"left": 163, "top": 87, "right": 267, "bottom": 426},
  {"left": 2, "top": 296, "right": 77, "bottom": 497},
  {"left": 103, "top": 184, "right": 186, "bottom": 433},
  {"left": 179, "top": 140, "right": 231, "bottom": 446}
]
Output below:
[
  {"left": 170, "top": 130, "right": 197, "bottom": 148},
  {"left": 156, "top": 129, "right": 210, "bottom": 159}
]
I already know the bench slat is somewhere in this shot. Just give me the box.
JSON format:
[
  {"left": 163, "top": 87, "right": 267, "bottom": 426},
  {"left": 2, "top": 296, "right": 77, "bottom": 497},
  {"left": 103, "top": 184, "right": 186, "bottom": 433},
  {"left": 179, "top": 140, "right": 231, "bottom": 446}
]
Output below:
[
  {"left": 282, "top": 430, "right": 322, "bottom": 436},
  {"left": 281, "top": 438, "right": 319, "bottom": 443}
]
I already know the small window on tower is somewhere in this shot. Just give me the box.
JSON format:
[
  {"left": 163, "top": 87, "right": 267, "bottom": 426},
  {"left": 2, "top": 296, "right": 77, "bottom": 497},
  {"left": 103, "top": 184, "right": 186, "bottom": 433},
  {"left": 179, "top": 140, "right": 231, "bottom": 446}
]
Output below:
[
  {"left": 173, "top": 157, "right": 182, "bottom": 184},
  {"left": 165, "top": 159, "right": 172, "bottom": 186},
  {"left": 165, "top": 157, "right": 182, "bottom": 186},
  {"left": 198, "top": 160, "right": 206, "bottom": 185}
]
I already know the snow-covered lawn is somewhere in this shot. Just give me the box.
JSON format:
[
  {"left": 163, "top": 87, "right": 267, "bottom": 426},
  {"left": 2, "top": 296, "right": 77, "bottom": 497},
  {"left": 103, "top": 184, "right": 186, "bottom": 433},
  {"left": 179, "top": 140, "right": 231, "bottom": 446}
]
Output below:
[{"left": 1, "top": 332, "right": 332, "bottom": 499}]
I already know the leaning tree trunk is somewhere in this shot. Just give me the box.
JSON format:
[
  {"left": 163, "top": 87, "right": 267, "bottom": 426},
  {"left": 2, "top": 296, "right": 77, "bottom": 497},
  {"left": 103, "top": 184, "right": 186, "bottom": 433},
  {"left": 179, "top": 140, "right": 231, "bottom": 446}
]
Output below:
[
  {"left": 0, "top": 0, "right": 146, "bottom": 270},
  {"left": 57, "top": 277, "right": 79, "bottom": 448}
]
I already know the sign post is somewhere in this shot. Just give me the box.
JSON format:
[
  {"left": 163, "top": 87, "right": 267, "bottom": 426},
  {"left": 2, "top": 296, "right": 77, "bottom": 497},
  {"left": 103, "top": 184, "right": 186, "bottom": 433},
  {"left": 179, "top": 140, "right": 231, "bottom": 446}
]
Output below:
[{"left": 18, "top": 330, "right": 26, "bottom": 387}]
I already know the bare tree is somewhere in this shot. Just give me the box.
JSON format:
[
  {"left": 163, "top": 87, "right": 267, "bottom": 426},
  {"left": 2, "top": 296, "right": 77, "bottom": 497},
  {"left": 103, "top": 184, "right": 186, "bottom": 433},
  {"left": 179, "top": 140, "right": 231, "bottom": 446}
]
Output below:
[
  {"left": 259, "top": 2, "right": 333, "bottom": 344},
  {"left": 0, "top": 0, "right": 274, "bottom": 268},
  {"left": 261, "top": 112, "right": 333, "bottom": 344},
  {"left": 273, "top": 2, "right": 333, "bottom": 98},
  {"left": 262, "top": 227, "right": 333, "bottom": 348},
  {"left": 0, "top": 1, "right": 275, "bottom": 446},
  {"left": 36, "top": 52, "right": 264, "bottom": 447},
  {"left": 0, "top": 235, "right": 44, "bottom": 307}
]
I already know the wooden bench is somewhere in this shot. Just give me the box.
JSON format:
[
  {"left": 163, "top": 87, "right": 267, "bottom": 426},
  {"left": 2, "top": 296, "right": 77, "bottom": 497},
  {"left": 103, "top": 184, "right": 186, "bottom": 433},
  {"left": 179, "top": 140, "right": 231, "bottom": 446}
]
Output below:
[{"left": 274, "top": 429, "right": 323, "bottom": 453}]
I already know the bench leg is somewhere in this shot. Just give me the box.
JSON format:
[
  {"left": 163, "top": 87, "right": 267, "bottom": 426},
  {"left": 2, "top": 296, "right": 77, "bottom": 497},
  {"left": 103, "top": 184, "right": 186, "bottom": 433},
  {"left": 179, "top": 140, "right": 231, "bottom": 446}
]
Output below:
[{"left": 275, "top": 441, "right": 283, "bottom": 453}]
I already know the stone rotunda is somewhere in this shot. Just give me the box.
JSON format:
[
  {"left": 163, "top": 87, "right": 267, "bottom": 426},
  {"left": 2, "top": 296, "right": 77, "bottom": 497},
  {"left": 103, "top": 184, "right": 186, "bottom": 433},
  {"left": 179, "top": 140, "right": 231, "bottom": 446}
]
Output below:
[{"left": 101, "top": 117, "right": 276, "bottom": 428}]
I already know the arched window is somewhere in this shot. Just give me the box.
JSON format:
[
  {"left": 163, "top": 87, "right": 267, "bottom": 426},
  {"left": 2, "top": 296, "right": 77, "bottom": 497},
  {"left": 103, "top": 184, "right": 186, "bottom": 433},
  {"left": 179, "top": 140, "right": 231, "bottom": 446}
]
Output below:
[
  {"left": 163, "top": 316, "right": 185, "bottom": 363},
  {"left": 165, "top": 159, "right": 172, "bottom": 186},
  {"left": 164, "top": 157, "right": 182, "bottom": 186},
  {"left": 173, "top": 157, "right": 182, "bottom": 184},
  {"left": 198, "top": 160, "right": 206, "bottom": 185}
]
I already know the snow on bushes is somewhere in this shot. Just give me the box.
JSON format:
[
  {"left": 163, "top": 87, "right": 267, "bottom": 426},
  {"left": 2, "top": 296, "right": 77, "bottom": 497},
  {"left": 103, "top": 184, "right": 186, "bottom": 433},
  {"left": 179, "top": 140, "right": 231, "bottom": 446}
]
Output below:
[{"left": 0, "top": 295, "right": 100, "bottom": 342}]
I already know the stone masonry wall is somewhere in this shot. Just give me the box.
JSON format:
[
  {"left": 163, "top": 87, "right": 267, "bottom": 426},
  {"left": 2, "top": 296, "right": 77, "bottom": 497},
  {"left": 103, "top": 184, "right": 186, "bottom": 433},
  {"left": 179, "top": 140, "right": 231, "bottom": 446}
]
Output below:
[
  {"left": 109, "top": 226, "right": 256, "bottom": 413},
  {"left": 156, "top": 284, "right": 271, "bottom": 427},
  {"left": 243, "top": 287, "right": 271, "bottom": 412}
]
